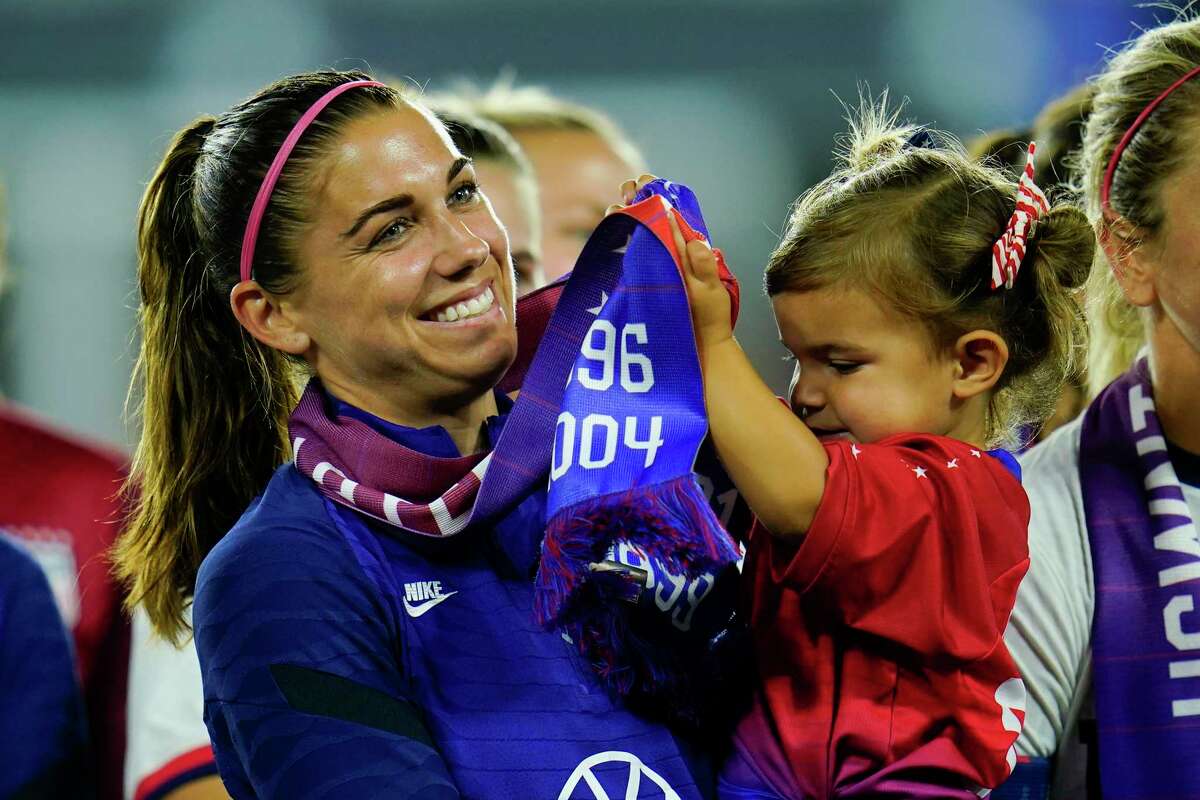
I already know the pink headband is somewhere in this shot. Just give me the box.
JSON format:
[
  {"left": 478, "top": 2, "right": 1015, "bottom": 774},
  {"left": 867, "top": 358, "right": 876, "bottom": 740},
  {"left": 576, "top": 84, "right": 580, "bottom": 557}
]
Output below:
[
  {"left": 1101, "top": 63, "right": 1200, "bottom": 214},
  {"left": 991, "top": 142, "right": 1049, "bottom": 290},
  {"left": 239, "top": 79, "right": 386, "bottom": 283}
]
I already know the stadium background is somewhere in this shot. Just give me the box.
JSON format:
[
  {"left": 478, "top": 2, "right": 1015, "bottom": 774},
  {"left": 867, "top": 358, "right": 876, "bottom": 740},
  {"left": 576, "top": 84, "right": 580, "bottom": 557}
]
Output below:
[{"left": 0, "top": 0, "right": 1158, "bottom": 446}]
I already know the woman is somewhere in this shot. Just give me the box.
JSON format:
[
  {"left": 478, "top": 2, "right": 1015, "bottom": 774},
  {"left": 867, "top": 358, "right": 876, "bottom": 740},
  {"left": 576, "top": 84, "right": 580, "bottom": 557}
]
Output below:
[
  {"left": 1005, "top": 15, "right": 1200, "bottom": 799},
  {"left": 114, "top": 70, "right": 711, "bottom": 799},
  {"left": 121, "top": 108, "right": 547, "bottom": 800}
]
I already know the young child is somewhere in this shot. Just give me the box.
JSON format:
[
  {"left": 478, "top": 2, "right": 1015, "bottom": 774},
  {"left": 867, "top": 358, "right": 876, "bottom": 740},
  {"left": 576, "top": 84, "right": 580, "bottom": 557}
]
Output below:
[{"left": 672, "top": 107, "right": 1093, "bottom": 797}]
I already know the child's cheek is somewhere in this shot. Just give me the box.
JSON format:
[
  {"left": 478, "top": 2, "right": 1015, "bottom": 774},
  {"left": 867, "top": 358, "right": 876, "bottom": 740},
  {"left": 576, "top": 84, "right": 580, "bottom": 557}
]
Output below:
[
  {"left": 839, "top": 385, "right": 877, "bottom": 442},
  {"left": 843, "top": 383, "right": 905, "bottom": 444}
]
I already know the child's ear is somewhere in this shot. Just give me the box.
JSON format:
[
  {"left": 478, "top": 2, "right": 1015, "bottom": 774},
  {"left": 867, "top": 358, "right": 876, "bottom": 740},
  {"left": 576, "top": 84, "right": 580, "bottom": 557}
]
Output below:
[
  {"left": 1098, "top": 217, "right": 1158, "bottom": 308},
  {"left": 951, "top": 330, "right": 1009, "bottom": 400}
]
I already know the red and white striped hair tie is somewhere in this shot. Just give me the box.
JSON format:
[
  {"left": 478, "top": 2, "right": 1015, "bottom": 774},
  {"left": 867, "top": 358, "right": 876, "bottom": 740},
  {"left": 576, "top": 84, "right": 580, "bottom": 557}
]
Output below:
[{"left": 990, "top": 142, "right": 1050, "bottom": 290}]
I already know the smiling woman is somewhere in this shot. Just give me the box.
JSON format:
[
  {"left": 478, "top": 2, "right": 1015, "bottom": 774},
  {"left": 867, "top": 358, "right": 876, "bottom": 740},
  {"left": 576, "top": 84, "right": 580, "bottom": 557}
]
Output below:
[
  {"left": 230, "top": 106, "right": 518, "bottom": 453},
  {"left": 112, "top": 71, "right": 711, "bottom": 799}
]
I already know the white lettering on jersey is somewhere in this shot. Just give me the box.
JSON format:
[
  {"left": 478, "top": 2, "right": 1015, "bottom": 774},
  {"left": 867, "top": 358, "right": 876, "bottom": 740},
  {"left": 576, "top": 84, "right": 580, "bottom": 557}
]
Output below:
[
  {"left": 994, "top": 677, "right": 1027, "bottom": 774},
  {"left": 558, "top": 751, "right": 680, "bottom": 800},
  {"left": 402, "top": 580, "right": 457, "bottom": 618}
]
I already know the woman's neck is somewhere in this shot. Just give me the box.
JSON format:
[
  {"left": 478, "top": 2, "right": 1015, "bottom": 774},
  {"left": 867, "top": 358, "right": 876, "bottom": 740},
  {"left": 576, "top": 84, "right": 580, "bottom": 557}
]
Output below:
[
  {"left": 323, "top": 377, "right": 499, "bottom": 456},
  {"left": 1149, "top": 313, "right": 1200, "bottom": 453}
]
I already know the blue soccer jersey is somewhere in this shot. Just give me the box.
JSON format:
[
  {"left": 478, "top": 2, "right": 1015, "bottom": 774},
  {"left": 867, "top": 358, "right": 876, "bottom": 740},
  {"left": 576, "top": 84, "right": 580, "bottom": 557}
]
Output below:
[
  {"left": 0, "top": 536, "right": 89, "bottom": 798},
  {"left": 193, "top": 402, "right": 714, "bottom": 799}
]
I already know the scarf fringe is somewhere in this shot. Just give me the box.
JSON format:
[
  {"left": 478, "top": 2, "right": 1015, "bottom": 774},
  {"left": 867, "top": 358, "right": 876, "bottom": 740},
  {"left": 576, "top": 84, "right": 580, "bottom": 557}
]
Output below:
[{"left": 533, "top": 474, "right": 741, "bottom": 713}]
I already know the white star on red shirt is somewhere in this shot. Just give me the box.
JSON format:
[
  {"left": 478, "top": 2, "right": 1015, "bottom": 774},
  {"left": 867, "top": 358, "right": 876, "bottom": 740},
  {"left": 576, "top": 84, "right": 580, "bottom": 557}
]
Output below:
[
  {"left": 947, "top": 458, "right": 959, "bottom": 469},
  {"left": 912, "top": 466, "right": 928, "bottom": 479},
  {"left": 851, "top": 443, "right": 862, "bottom": 459},
  {"left": 970, "top": 449, "right": 982, "bottom": 458}
]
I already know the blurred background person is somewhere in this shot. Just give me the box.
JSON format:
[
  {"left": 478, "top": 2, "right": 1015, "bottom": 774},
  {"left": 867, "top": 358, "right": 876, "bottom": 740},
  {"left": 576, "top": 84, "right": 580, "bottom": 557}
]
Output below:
[
  {"left": 427, "top": 100, "right": 547, "bottom": 294},
  {"left": 0, "top": 535, "right": 91, "bottom": 799},
  {"left": 1032, "top": 81, "right": 1097, "bottom": 188},
  {"left": 466, "top": 80, "right": 645, "bottom": 281},
  {"left": 124, "top": 604, "right": 224, "bottom": 800},
  {"left": 0, "top": 180, "right": 129, "bottom": 798},
  {"left": 967, "top": 127, "right": 1033, "bottom": 177}
]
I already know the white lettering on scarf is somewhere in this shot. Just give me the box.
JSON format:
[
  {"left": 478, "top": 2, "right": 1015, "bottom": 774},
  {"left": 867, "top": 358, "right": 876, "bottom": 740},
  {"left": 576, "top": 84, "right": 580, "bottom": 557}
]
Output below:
[
  {"left": 552, "top": 316, "right": 666, "bottom": 481},
  {"left": 1131, "top": 383, "right": 1200, "bottom": 717}
]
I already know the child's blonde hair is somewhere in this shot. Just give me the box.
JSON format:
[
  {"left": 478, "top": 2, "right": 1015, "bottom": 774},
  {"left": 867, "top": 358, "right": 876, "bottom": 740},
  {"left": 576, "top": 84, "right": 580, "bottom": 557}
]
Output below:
[
  {"left": 765, "top": 100, "right": 1092, "bottom": 447},
  {"left": 1075, "top": 15, "right": 1200, "bottom": 396}
]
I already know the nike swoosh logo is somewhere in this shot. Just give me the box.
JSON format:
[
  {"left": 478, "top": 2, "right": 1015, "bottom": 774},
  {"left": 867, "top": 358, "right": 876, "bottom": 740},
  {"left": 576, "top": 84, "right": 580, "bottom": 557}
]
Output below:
[{"left": 403, "top": 591, "right": 458, "bottom": 618}]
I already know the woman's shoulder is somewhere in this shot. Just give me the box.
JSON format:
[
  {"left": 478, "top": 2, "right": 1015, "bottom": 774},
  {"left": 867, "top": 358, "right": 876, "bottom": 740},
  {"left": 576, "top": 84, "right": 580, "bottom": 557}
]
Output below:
[
  {"left": 1018, "top": 417, "right": 1089, "bottom": 544},
  {"left": 194, "top": 464, "right": 385, "bottom": 630},
  {"left": 198, "top": 464, "right": 342, "bottom": 580},
  {"left": 1019, "top": 417, "right": 1083, "bottom": 489},
  {"left": 191, "top": 464, "right": 406, "bottom": 714}
]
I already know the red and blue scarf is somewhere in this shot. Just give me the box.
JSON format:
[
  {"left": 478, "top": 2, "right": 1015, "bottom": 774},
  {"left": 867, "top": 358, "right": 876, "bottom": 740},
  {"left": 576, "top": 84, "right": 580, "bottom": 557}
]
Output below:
[
  {"left": 289, "top": 180, "right": 743, "bottom": 702},
  {"left": 531, "top": 181, "right": 744, "bottom": 703}
]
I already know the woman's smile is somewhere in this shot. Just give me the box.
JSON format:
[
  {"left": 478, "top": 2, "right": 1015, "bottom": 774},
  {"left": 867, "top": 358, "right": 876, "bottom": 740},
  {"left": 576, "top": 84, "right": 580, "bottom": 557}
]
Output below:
[{"left": 419, "top": 280, "right": 499, "bottom": 325}]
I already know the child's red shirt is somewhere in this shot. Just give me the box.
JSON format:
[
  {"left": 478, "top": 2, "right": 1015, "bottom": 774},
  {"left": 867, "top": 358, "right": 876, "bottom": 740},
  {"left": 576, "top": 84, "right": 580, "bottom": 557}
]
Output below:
[{"left": 730, "top": 434, "right": 1030, "bottom": 798}]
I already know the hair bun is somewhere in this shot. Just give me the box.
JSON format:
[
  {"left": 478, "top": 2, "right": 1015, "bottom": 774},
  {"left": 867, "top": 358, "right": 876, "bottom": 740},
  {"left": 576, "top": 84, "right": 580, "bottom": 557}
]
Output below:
[
  {"left": 1030, "top": 204, "right": 1093, "bottom": 289},
  {"left": 839, "top": 91, "right": 925, "bottom": 173},
  {"left": 845, "top": 124, "right": 916, "bottom": 172}
]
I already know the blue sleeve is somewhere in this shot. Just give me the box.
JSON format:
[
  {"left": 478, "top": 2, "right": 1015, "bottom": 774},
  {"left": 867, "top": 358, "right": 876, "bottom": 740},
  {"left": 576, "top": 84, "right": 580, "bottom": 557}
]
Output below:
[
  {"left": 0, "top": 540, "right": 89, "bottom": 799},
  {"left": 193, "top": 506, "right": 458, "bottom": 800}
]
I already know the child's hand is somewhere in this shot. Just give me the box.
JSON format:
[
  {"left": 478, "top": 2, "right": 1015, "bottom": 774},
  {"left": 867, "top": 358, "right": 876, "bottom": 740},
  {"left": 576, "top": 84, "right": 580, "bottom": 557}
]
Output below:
[
  {"left": 667, "top": 209, "right": 734, "bottom": 351},
  {"left": 606, "top": 174, "right": 659, "bottom": 214},
  {"left": 607, "top": 174, "right": 734, "bottom": 350}
]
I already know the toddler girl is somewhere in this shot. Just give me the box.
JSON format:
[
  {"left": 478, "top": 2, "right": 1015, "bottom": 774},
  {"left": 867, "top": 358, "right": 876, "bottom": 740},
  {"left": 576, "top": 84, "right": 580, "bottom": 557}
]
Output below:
[{"left": 674, "top": 106, "right": 1092, "bottom": 798}]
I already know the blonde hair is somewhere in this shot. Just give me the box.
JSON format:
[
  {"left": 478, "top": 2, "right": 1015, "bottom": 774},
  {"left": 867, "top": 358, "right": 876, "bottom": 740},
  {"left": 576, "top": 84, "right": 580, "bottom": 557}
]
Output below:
[
  {"left": 114, "top": 72, "right": 406, "bottom": 642},
  {"left": 766, "top": 100, "right": 1092, "bottom": 447},
  {"left": 423, "top": 96, "right": 535, "bottom": 176},
  {"left": 443, "top": 76, "right": 645, "bottom": 172},
  {"left": 1032, "top": 81, "right": 1096, "bottom": 187},
  {"left": 966, "top": 128, "right": 1032, "bottom": 178},
  {"left": 1077, "top": 15, "right": 1200, "bottom": 396}
]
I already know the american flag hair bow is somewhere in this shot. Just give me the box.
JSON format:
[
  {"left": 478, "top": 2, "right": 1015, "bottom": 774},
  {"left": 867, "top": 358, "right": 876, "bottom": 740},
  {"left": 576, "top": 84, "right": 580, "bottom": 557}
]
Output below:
[{"left": 990, "top": 142, "right": 1050, "bottom": 290}]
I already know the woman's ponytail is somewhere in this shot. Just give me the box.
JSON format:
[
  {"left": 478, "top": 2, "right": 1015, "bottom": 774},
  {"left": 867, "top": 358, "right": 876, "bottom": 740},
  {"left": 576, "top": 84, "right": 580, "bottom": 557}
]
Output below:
[
  {"left": 114, "top": 117, "right": 298, "bottom": 643},
  {"left": 113, "top": 71, "right": 400, "bottom": 642}
]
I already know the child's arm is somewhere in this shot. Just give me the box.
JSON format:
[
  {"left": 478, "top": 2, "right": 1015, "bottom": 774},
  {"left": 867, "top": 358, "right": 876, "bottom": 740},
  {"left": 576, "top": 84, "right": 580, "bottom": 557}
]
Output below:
[{"left": 668, "top": 211, "right": 827, "bottom": 539}]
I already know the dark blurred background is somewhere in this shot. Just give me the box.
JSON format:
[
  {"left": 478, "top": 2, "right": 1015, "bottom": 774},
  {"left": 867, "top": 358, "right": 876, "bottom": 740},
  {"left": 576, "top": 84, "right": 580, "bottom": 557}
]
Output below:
[{"left": 0, "top": 0, "right": 1159, "bottom": 446}]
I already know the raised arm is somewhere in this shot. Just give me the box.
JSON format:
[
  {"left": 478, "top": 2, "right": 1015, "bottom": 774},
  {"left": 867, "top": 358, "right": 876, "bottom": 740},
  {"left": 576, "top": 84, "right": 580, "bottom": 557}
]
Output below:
[{"left": 669, "top": 212, "right": 828, "bottom": 539}]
